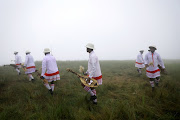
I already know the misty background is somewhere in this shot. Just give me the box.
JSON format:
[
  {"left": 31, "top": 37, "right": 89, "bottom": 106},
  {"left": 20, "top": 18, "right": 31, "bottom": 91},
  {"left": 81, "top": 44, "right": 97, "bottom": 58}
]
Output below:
[{"left": 0, "top": 0, "right": 180, "bottom": 65}]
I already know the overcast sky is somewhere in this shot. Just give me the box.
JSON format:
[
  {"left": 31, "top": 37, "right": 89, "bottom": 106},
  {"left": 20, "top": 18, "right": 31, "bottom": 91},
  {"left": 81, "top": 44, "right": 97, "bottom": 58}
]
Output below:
[{"left": 0, "top": 0, "right": 180, "bottom": 65}]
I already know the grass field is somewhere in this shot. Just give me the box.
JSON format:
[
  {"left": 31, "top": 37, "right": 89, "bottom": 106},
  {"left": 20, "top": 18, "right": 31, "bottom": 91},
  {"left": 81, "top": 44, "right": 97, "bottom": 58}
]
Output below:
[{"left": 0, "top": 60, "right": 180, "bottom": 120}]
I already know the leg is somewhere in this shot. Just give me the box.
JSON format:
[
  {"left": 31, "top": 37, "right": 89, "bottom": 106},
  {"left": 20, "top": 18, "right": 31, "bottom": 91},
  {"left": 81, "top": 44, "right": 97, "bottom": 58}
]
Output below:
[
  {"left": 82, "top": 84, "right": 95, "bottom": 96},
  {"left": 82, "top": 84, "right": 97, "bottom": 104},
  {"left": 30, "top": 73, "right": 34, "bottom": 81},
  {"left": 137, "top": 68, "right": 142, "bottom": 75},
  {"left": 155, "top": 77, "right": 160, "bottom": 87},
  {"left": 137, "top": 68, "right": 139, "bottom": 73},
  {"left": 43, "top": 81, "right": 53, "bottom": 95},
  {"left": 50, "top": 81, "right": 55, "bottom": 91},
  {"left": 15, "top": 68, "right": 21, "bottom": 75},
  {"left": 149, "top": 78, "right": 155, "bottom": 91},
  {"left": 27, "top": 73, "right": 34, "bottom": 81},
  {"left": 90, "top": 87, "right": 97, "bottom": 104},
  {"left": 91, "top": 88, "right": 96, "bottom": 96},
  {"left": 139, "top": 68, "right": 142, "bottom": 74},
  {"left": 28, "top": 74, "right": 32, "bottom": 81}
]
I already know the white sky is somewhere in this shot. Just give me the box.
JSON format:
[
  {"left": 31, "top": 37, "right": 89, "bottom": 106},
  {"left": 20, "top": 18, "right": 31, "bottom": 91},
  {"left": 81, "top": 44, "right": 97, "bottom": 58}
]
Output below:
[{"left": 0, "top": 0, "right": 180, "bottom": 65}]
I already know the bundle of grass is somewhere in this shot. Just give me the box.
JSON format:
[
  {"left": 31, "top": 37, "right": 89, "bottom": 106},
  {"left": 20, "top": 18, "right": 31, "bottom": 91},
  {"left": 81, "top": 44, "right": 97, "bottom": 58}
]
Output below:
[{"left": 79, "top": 65, "right": 84, "bottom": 73}]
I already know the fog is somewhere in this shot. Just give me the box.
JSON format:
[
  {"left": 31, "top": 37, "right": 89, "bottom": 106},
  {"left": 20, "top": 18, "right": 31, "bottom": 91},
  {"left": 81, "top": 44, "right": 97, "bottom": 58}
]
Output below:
[{"left": 0, "top": 0, "right": 180, "bottom": 65}]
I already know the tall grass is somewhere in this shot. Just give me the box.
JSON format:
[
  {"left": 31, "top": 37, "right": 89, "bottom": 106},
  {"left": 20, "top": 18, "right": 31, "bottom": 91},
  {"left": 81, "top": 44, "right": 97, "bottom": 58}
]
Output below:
[{"left": 0, "top": 60, "right": 179, "bottom": 120}]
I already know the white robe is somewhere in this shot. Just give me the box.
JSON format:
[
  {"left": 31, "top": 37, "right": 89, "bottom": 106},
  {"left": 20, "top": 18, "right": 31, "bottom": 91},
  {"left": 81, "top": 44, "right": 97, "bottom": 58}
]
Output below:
[
  {"left": 41, "top": 54, "right": 60, "bottom": 82},
  {"left": 86, "top": 51, "right": 102, "bottom": 85},
  {"left": 135, "top": 53, "right": 145, "bottom": 68},
  {"left": 15, "top": 54, "right": 22, "bottom": 68},
  {"left": 24, "top": 54, "right": 36, "bottom": 74},
  {"left": 144, "top": 51, "right": 165, "bottom": 78}
]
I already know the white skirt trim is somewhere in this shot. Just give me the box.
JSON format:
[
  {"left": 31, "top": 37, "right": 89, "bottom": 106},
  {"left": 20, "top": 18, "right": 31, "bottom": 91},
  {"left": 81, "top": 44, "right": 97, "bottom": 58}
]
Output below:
[
  {"left": 146, "top": 68, "right": 160, "bottom": 78},
  {"left": 25, "top": 68, "right": 36, "bottom": 74},
  {"left": 135, "top": 63, "right": 145, "bottom": 68},
  {"left": 44, "top": 74, "right": 60, "bottom": 82}
]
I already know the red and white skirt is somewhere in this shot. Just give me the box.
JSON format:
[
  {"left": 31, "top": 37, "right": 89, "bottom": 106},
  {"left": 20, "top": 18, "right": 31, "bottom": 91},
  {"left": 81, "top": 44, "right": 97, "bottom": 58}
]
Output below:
[
  {"left": 44, "top": 71, "right": 60, "bottom": 82},
  {"left": 135, "top": 62, "right": 145, "bottom": 68},
  {"left": 25, "top": 66, "right": 36, "bottom": 74},
  {"left": 92, "top": 75, "right": 102, "bottom": 85},
  {"left": 16, "top": 64, "right": 21, "bottom": 68},
  {"left": 146, "top": 67, "right": 160, "bottom": 78}
]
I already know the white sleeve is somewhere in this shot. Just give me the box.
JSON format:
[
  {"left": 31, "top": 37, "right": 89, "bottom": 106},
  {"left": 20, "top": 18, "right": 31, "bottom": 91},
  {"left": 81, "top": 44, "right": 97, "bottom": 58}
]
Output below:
[
  {"left": 19, "top": 56, "right": 22, "bottom": 63},
  {"left": 15, "top": 56, "right": 17, "bottom": 64},
  {"left": 41, "top": 58, "right": 46, "bottom": 76},
  {"left": 138, "top": 55, "right": 143, "bottom": 63},
  {"left": 89, "top": 57, "right": 97, "bottom": 78},
  {"left": 141, "top": 55, "right": 144, "bottom": 63},
  {"left": 86, "top": 61, "right": 89, "bottom": 74},
  {"left": 144, "top": 54, "right": 148, "bottom": 65},
  {"left": 24, "top": 56, "right": 28, "bottom": 66},
  {"left": 136, "top": 55, "right": 138, "bottom": 61},
  {"left": 157, "top": 54, "right": 165, "bottom": 69}
]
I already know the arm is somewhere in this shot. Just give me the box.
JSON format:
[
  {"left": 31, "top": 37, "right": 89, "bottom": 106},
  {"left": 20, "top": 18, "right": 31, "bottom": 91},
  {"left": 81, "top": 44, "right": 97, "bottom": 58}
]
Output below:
[
  {"left": 144, "top": 54, "right": 149, "bottom": 68},
  {"left": 89, "top": 57, "right": 97, "bottom": 78},
  {"left": 139, "top": 55, "right": 144, "bottom": 63},
  {"left": 157, "top": 54, "right": 165, "bottom": 69},
  {"left": 19, "top": 56, "right": 22, "bottom": 64},
  {"left": 15, "top": 56, "right": 17, "bottom": 64},
  {"left": 41, "top": 58, "right": 47, "bottom": 77},
  {"left": 24, "top": 56, "right": 28, "bottom": 66}
]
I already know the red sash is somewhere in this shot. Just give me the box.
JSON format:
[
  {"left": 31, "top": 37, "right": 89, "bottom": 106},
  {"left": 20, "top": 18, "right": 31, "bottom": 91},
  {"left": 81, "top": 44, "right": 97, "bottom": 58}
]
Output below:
[
  {"left": 26, "top": 66, "right": 36, "bottom": 69},
  {"left": 136, "top": 62, "right": 143, "bottom": 65},
  {"left": 88, "top": 75, "right": 102, "bottom": 80},
  {"left": 44, "top": 71, "right": 59, "bottom": 76},
  {"left": 93, "top": 75, "right": 102, "bottom": 80},
  {"left": 146, "top": 69, "right": 160, "bottom": 73}
]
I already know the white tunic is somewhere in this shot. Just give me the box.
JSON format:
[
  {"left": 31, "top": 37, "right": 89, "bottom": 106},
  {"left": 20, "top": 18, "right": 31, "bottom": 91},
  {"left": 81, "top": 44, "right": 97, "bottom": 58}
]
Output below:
[
  {"left": 135, "top": 53, "right": 145, "bottom": 68},
  {"left": 144, "top": 52, "right": 165, "bottom": 78},
  {"left": 87, "top": 51, "right": 102, "bottom": 85},
  {"left": 24, "top": 54, "right": 35, "bottom": 67},
  {"left": 15, "top": 54, "right": 22, "bottom": 68},
  {"left": 41, "top": 54, "right": 60, "bottom": 82},
  {"left": 24, "top": 54, "right": 36, "bottom": 74}
]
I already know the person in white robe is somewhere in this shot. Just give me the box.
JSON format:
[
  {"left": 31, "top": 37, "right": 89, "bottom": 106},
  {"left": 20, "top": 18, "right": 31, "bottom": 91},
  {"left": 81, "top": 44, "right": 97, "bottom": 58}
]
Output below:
[
  {"left": 144, "top": 45, "right": 166, "bottom": 91},
  {"left": 14, "top": 51, "right": 22, "bottom": 75},
  {"left": 83, "top": 43, "right": 102, "bottom": 104},
  {"left": 135, "top": 50, "right": 145, "bottom": 75},
  {"left": 40, "top": 48, "right": 60, "bottom": 95},
  {"left": 23, "top": 50, "right": 36, "bottom": 82}
]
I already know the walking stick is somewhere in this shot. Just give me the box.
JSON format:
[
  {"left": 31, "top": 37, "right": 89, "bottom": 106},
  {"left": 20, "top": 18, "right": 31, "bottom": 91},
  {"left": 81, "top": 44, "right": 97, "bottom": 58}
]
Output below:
[{"left": 4, "top": 64, "right": 17, "bottom": 68}]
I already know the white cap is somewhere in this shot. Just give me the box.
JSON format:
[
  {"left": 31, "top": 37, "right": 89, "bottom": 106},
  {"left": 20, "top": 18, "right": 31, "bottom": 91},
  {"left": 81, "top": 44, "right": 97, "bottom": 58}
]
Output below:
[
  {"left": 25, "top": 50, "right": 31, "bottom": 54},
  {"left": 86, "top": 43, "right": 94, "bottom": 50},
  {"left": 149, "top": 45, "right": 157, "bottom": 50},
  {"left": 43, "top": 48, "right": 51, "bottom": 53},
  {"left": 14, "top": 51, "right": 18, "bottom": 54}
]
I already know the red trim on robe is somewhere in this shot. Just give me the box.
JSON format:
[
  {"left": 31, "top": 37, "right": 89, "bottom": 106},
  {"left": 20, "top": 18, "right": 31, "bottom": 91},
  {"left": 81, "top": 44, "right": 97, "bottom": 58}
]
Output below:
[
  {"left": 146, "top": 69, "right": 160, "bottom": 73},
  {"left": 88, "top": 75, "right": 102, "bottom": 80},
  {"left": 26, "top": 66, "right": 36, "bottom": 69},
  {"left": 136, "top": 62, "right": 143, "bottom": 65},
  {"left": 44, "top": 71, "right": 59, "bottom": 76}
]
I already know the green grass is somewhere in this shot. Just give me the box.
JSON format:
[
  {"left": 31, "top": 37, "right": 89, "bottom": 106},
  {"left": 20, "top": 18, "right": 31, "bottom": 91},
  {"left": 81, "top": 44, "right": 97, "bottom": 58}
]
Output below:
[{"left": 0, "top": 60, "right": 180, "bottom": 120}]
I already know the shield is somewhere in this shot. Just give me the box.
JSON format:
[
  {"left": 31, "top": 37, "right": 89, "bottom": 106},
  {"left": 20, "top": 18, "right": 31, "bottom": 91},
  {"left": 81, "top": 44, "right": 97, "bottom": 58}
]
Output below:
[
  {"left": 80, "top": 76, "right": 99, "bottom": 87},
  {"left": 66, "top": 68, "right": 99, "bottom": 87}
]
